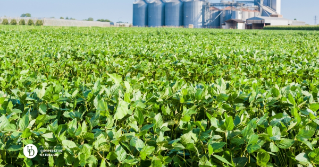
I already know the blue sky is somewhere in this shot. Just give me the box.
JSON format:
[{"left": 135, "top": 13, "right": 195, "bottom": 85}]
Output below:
[{"left": 0, "top": 0, "right": 318, "bottom": 25}]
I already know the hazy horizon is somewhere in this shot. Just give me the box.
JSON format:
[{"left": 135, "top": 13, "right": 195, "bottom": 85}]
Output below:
[{"left": 0, "top": 0, "right": 318, "bottom": 25}]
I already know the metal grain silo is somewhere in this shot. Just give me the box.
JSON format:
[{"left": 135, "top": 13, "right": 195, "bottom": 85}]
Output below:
[
  {"left": 231, "top": 10, "right": 242, "bottom": 20},
  {"left": 248, "top": 11, "right": 255, "bottom": 18},
  {"left": 165, "top": 0, "right": 183, "bottom": 27},
  {"left": 270, "top": 0, "right": 281, "bottom": 14},
  {"left": 183, "top": 0, "right": 204, "bottom": 28},
  {"left": 210, "top": 10, "right": 221, "bottom": 28},
  {"left": 242, "top": 11, "right": 249, "bottom": 20},
  {"left": 133, "top": 0, "right": 148, "bottom": 27},
  {"left": 148, "top": 0, "right": 165, "bottom": 27},
  {"left": 220, "top": 10, "right": 232, "bottom": 25}
]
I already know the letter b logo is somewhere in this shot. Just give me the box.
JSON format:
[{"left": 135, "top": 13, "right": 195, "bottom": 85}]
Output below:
[{"left": 23, "top": 144, "right": 38, "bottom": 158}]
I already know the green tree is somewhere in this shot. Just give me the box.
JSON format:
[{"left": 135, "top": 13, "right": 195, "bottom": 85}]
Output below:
[
  {"left": 36, "top": 20, "right": 43, "bottom": 26},
  {"left": 19, "top": 19, "right": 26, "bottom": 25},
  {"left": 21, "top": 13, "right": 31, "bottom": 17},
  {"left": 66, "top": 17, "right": 69, "bottom": 20},
  {"left": 10, "top": 19, "right": 17, "bottom": 25},
  {"left": 27, "top": 19, "right": 34, "bottom": 26},
  {"left": 2, "top": 19, "right": 9, "bottom": 25},
  {"left": 60, "top": 17, "right": 64, "bottom": 19},
  {"left": 97, "top": 19, "right": 111, "bottom": 22},
  {"left": 88, "top": 17, "right": 94, "bottom": 21}
]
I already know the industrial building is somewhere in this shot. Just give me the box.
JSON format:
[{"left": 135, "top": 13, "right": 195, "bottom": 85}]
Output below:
[{"left": 132, "top": 0, "right": 305, "bottom": 29}]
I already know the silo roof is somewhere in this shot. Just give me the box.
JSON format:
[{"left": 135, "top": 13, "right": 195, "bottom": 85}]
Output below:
[{"left": 209, "top": 6, "right": 220, "bottom": 11}]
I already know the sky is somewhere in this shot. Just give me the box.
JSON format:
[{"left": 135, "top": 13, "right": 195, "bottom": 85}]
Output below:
[{"left": 0, "top": 0, "right": 318, "bottom": 25}]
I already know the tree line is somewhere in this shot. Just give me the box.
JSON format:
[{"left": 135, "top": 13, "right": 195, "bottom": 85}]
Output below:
[{"left": 1, "top": 19, "right": 43, "bottom": 26}]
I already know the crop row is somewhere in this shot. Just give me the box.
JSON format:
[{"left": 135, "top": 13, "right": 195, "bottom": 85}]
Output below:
[{"left": 264, "top": 25, "right": 319, "bottom": 31}]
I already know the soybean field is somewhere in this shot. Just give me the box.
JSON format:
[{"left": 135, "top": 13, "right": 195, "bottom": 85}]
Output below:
[{"left": 0, "top": 26, "right": 319, "bottom": 167}]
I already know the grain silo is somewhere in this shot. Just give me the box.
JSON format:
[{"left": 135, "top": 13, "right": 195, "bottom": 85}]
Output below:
[
  {"left": 165, "top": 0, "right": 183, "bottom": 27},
  {"left": 183, "top": 0, "right": 204, "bottom": 28},
  {"left": 242, "top": 11, "right": 249, "bottom": 20},
  {"left": 210, "top": 10, "right": 221, "bottom": 28},
  {"left": 148, "top": 0, "right": 165, "bottom": 27},
  {"left": 220, "top": 9, "right": 232, "bottom": 25},
  {"left": 248, "top": 11, "right": 255, "bottom": 18},
  {"left": 133, "top": 0, "right": 148, "bottom": 27},
  {"left": 231, "top": 10, "right": 242, "bottom": 20},
  {"left": 270, "top": 0, "right": 281, "bottom": 14}
]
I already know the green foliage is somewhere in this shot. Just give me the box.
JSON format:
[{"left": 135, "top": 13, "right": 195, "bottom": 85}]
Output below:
[
  {"left": 264, "top": 25, "right": 319, "bottom": 30},
  {"left": 10, "top": 19, "right": 17, "bottom": 25},
  {"left": 35, "top": 20, "right": 43, "bottom": 26},
  {"left": 21, "top": 13, "right": 31, "bottom": 17},
  {"left": 19, "top": 19, "right": 26, "bottom": 25},
  {"left": 60, "top": 17, "right": 64, "bottom": 19},
  {"left": 27, "top": 19, "right": 34, "bottom": 26},
  {"left": 87, "top": 17, "right": 94, "bottom": 21},
  {"left": 97, "top": 19, "right": 111, "bottom": 22},
  {"left": 2, "top": 19, "right": 9, "bottom": 25},
  {"left": 0, "top": 27, "right": 318, "bottom": 166}
]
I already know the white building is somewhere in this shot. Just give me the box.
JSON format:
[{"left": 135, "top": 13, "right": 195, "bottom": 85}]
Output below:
[
  {"left": 246, "top": 16, "right": 305, "bottom": 29},
  {"left": 223, "top": 19, "right": 246, "bottom": 29}
]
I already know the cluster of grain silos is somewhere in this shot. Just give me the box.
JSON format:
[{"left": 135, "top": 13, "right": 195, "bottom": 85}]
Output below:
[
  {"left": 132, "top": 0, "right": 280, "bottom": 28},
  {"left": 133, "top": 0, "right": 205, "bottom": 28}
]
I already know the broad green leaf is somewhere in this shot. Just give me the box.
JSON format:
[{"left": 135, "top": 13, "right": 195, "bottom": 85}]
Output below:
[
  {"left": 115, "top": 145, "right": 127, "bottom": 162},
  {"left": 287, "top": 93, "right": 295, "bottom": 106},
  {"left": 130, "top": 137, "right": 145, "bottom": 151},
  {"left": 308, "top": 148, "right": 319, "bottom": 164},
  {"left": 248, "top": 134, "right": 259, "bottom": 145},
  {"left": 39, "top": 104, "right": 47, "bottom": 114},
  {"left": 19, "top": 112, "right": 29, "bottom": 131},
  {"left": 107, "top": 73, "right": 122, "bottom": 84},
  {"left": 234, "top": 115, "right": 241, "bottom": 126},
  {"left": 269, "top": 143, "right": 279, "bottom": 152},
  {"left": 296, "top": 153, "right": 313, "bottom": 167},
  {"left": 0, "top": 115, "right": 10, "bottom": 131},
  {"left": 114, "top": 100, "right": 129, "bottom": 120},
  {"left": 22, "top": 128, "right": 32, "bottom": 138},
  {"left": 213, "top": 155, "right": 233, "bottom": 166},
  {"left": 141, "top": 124, "right": 154, "bottom": 131},
  {"left": 140, "top": 146, "right": 155, "bottom": 160},
  {"left": 154, "top": 113, "right": 163, "bottom": 128},
  {"left": 297, "top": 127, "right": 315, "bottom": 140},
  {"left": 224, "top": 115, "right": 234, "bottom": 131},
  {"left": 181, "top": 132, "right": 194, "bottom": 146},
  {"left": 247, "top": 144, "right": 261, "bottom": 153},
  {"left": 62, "top": 140, "right": 77, "bottom": 149},
  {"left": 199, "top": 155, "right": 213, "bottom": 167},
  {"left": 7, "top": 145, "right": 22, "bottom": 152},
  {"left": 257, "top": 152, "right": 270, "bottom": 166},
  {"left": 276, "top": 139, "right": 295, "bottom": 149},
  {"left": 209, "top": 142, "right": 226, "bottom": 153},
  {"left": 310, "top": 103, "right": 319, "bottom": 112},
  {"left": 20, "top": 70, "right": 29, "bottom": 75},
  {"left": 151, "top": 156, "right": 163, "bottom": 167},
  {"left": 135, "top": 110, "right": 144, "bottom": 125}
]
